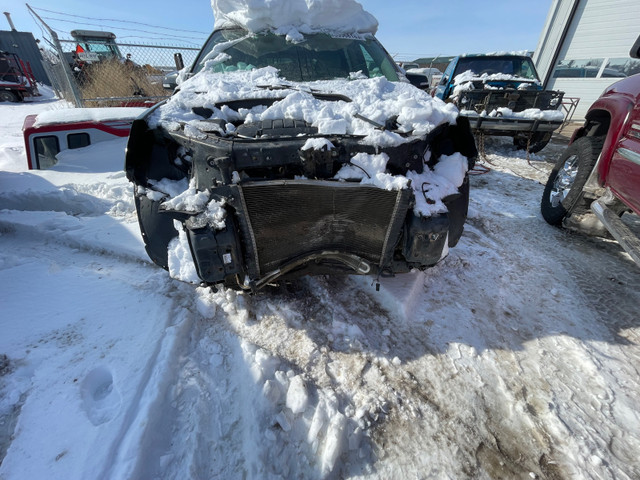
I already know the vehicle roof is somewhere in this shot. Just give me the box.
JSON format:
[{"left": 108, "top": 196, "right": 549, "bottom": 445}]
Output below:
[
  {"left": 456, "top": 53, "right": 533, "bottom": 59},
  {"left": 71, "top": 30, "right": 117, "bottom": 39}
]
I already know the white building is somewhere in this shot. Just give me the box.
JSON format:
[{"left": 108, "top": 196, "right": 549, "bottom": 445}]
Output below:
[{"left": 533, "top": 0, "right": 640, "bottom": 119}]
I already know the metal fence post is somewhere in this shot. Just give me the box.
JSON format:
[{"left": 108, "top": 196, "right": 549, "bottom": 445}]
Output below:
[
  {"left": 26, "top": 3, "right": 201, "bottom": 108},
  {"left": 27, "top": 4, "right": 84, "bottom": 107}
]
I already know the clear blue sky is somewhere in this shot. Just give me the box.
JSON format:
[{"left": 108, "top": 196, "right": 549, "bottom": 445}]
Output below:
[{"left": 2, "top": 0, "right": 553, "bottom": 61}]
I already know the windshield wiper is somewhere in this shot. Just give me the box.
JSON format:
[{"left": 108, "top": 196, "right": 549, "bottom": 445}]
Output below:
[{"left": 256, "top": 84, "right": 352, "bottom": 103}]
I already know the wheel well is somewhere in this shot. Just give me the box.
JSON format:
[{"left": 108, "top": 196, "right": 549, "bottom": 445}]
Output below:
[{"left": 582, "top": 110, "right": 611, "bottom": 138}]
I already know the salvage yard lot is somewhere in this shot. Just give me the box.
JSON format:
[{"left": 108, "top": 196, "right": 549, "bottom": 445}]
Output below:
[{"left": 1, "top": 97, "right": 640, "bottom": 479}]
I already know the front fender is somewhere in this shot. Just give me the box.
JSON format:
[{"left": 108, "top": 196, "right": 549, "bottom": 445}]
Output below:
[{"left": 573, "top": 95, "right": 634, "bottom": 186}]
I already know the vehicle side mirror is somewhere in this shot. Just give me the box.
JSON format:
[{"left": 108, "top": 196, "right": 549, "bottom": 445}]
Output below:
[
  {"left": 631, "top": 34, "right": 640, "bottom": 59},
  {"left": 174, "top": 53, "right": 184, "bottom": 70}
]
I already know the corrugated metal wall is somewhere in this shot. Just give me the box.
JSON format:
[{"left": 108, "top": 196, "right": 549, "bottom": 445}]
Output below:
[
  {"left": 0, "top": 30, "right": 51, "bottom": 85},
  {"left": 534, "top": 0, "right": 640, "bottom": 119}
]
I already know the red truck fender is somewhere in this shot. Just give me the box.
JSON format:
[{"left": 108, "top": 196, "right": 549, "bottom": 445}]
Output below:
[{"left": 572, "top": 94, "right": 635, "bottom": 186}]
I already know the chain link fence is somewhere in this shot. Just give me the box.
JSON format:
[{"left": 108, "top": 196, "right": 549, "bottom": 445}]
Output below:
[
  {"left": 29, "top": 7, "right": 201, "bottom": 107},
  {"left": 57, "top": 39, "right": 199, "bottom": 107}
]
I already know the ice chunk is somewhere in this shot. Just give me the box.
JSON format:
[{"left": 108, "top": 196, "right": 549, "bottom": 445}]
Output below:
[
  {"left": 275, "top": 410, "right": 292, "bottom": 432},
  {"left": 255, "top": 348, "right": 281, "bottom": 378},
  {"left": 307, "top": 398, "right": 328, "bottom": 444},
  {"left": 320, "top": 412, "right": 347, "bottom": 474},
  {"left": 263, "top": 379, "right": 284, "bottom": 406},
  {"left": 286, "top": 375, "right": 309, "bottom": 414}
]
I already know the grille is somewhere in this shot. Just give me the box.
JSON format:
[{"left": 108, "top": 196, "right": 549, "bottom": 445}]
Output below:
[
  {"left": 461, "top": 90, "right": 564, "bottom": 113},
  {"left": 239, "top": 181, "right": 411, "bottom": 275}
]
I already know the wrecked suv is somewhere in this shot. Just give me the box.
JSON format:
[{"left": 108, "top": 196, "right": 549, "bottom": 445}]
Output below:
[{"left": 125, "top": 28, "right": 477, "bottom": 290}]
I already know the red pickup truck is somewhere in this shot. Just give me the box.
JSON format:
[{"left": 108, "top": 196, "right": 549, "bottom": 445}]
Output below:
[{"left": 541, "top": 36, "right": 640, "bottom": 265}]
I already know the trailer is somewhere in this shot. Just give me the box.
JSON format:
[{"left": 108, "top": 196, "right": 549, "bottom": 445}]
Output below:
[{"left": 0, "top": 50, "right": 39, "bottom": 102}]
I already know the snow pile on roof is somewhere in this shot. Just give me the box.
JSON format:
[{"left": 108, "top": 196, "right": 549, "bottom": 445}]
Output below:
[
  {"left": 482, "top": 50, "right": 531, "bottom": 57},
  {"left": 211, "top": 0, "right": 378, "bottom": 36},
  {"left": 152, "top": 67, "right": 458, "bottom": 147},
  {"left": 33, "top": 107, "right": 146, "bottom": 127}
]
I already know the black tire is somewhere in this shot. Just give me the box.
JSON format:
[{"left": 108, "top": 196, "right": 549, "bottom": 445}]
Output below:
[
  {"left": 540, "top": 136, "right": 605, "bottom": 225},
  {"left": 513, "top": 131, "right": 553, "bottom": 153},
  {"left": 0, "top": 90, "right": 19, "bottom": 103}
]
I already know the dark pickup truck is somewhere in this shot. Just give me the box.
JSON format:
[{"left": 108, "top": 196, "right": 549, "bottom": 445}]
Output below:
[{"left": 434, "top": 54, "right": 565, "bottom": 153}]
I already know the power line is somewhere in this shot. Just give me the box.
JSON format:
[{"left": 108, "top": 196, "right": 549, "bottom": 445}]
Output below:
[
  {"left": 39, "top": 16, "right": 207, "bottom": 44},
  {"left": 31, "top": 5, "right": 210, "bottom": 36}
]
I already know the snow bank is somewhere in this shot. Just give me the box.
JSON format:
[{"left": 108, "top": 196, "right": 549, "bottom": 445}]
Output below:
[{"left": 212, "top": 0, "right": 378, "bottom": 36}]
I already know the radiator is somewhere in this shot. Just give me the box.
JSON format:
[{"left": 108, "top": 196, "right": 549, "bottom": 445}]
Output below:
[{"left": 238, "top": 180, "right": 412, "bottom": 275}]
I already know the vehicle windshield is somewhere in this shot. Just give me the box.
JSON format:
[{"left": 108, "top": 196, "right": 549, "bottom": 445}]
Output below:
[
  {"left": 456, "top": 56, "right": 539, "bottom": 80},
  {"left": 192, "top": 29, "right": 400, "bottom": 82}
]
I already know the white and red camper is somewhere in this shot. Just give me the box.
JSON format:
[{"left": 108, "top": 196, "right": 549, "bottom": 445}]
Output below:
[{"left": 23, "top": 107, "right": 146, "bottom": 170}]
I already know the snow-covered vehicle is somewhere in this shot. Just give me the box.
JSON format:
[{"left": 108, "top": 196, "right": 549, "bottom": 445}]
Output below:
[
  {"left": 125, "top": 2, "right": 477, "bottom": 291},
  {"left": 434, "top": 54, "right": 565, "bottom": 153},
  {"left": 23, "top": 107, "right": 146, "bottom": 169},
  {"left": 540, "top": 36, "right": 640, "bottom": 265},
  {"left": 406, "top": 67, "right": 443, "bottom": 89}
]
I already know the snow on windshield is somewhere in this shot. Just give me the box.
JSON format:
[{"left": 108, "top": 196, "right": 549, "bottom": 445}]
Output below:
[
  {"left": 453, "top": 70, "right": 539, "bottom": 86},
  {"left": 212, "top": 0, "right": 378, "bottom": 36},
  {"left": 451, "top": 70, "right": 542, "bottom": 99}
]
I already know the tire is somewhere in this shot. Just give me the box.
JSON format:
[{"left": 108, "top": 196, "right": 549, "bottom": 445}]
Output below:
[
  {"left": 0, "top": 90, "right": 19, "bottom": 103},
  {"left": 540, "top": 136, "right": 604, "bottom": 225},
  {"left": 513, "top": 131, "right": 553, "bottom": 153}
]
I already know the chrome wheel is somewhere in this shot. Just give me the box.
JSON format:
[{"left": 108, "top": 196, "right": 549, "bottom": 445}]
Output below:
[
  {"left": 549, "top": 154, "right": 579, "bottom": 208},
  {"left": 541, "top": 136, "right": 604, "bottom": 226}
]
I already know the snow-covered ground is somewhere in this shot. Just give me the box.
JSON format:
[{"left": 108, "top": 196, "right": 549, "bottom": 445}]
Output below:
[{"left": 1, "top": 89, "right": 640, "bottom": 480}]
